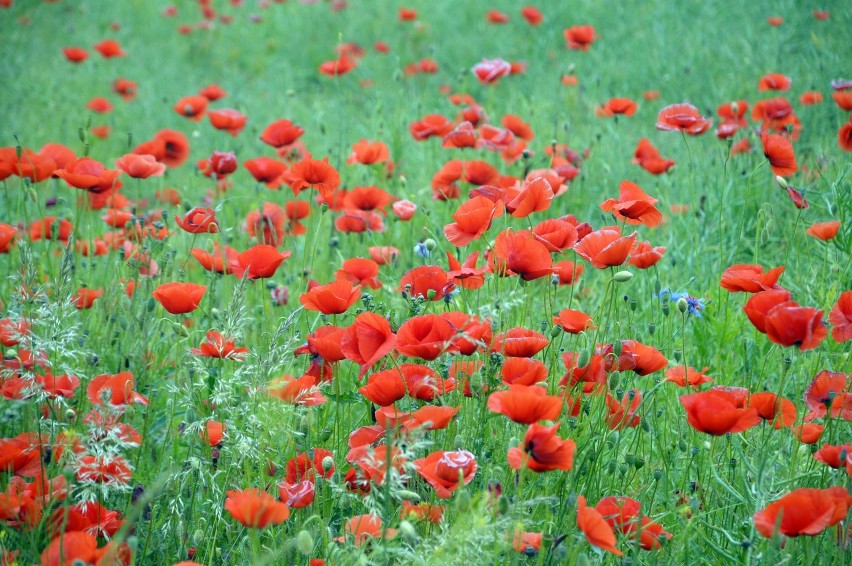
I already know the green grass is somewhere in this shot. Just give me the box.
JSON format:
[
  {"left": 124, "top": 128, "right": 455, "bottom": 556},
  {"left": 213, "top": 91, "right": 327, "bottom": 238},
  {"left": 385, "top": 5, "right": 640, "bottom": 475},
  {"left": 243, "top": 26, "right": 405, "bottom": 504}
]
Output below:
[{"left": 0, "top": 0, "right": 850, "bottom": 564}]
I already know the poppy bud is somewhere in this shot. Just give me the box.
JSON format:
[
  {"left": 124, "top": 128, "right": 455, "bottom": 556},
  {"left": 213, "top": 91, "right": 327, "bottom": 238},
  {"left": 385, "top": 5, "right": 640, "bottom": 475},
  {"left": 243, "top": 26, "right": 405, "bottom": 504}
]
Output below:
[
  {"left": 612, "top": 270, "right": 633, "bottom": 283},
  {"left": 550, "top": 325, "right": 562, "bottom": 338},
  {"left": 613, "top": 340, "right": 623, "bottom": 358},
  {"left": 296, "top": 530, "right": 314, "bottom": 555},
  {"left": 321, "top": 456, "right": 334, "bottom": 474},
  {"left": 775, "top": 175, "right": 788, "bottom": 189},
  {"left": 426, "top": 289, "right": 437, "bottom": 301},
  {"left": 455, "top": 490, "right": 471, "bottom": 512},
  {"left": 424, "top": 238, "right": 437, "bottom": 250},
  {"left": 496, "top": 495, "right": 510, "bottom": 515},
  {"left": 399, "top": 520, "right": 418, "bottom": 544},
  {"left": 169, "top": 320, "right": 189, "bottom": 337},
  {"left": 65, "top": 409, "right": 77, "bottom": 422},
  {"left": 577, "top": 349, "right": 591, "bottom": 368},
  {"left": 606, "top": 460, "right": 617, "bottom": 475},
  {"left": 677, "top": 297, "right": 688, "bottom": 314},
  {"left": 210, "top": 308, "right": 221, "bottom": 319},
  {"left": 193, "top": 529, "right": 205, "bottom": 545}
]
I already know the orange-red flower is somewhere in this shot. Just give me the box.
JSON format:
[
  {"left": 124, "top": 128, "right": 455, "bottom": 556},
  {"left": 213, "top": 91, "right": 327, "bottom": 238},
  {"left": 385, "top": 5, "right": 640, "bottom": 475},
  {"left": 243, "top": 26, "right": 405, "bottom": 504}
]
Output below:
[
  {"left": 600, "top": 181, "right": 662, "bottom": 227},
  {"left": 563, "top": 25, "right": 596, "bottom": 51},
  {"left": 260, "top": 119, "right": 304, "bottom": 148},
  {"left": 359, "top": 367, "right": 406, "bottom": 406},
  {"left": 656, "top": 103, "right": 712, "bottom": 135},
  {"left": 665, "top": 366, "right": 713, "bottom": 389},
  {"left": 134, "top": 129, "right": 190, "bottom": 168},
  {"left": 414, "top": 450, "right": 477, "bottom": 499},
  {"left": 761, "top": 132, "right": 798, "bottom": 176},
  {"left": 334, "top": 514, "right": 396, "bottom": 546},
  {"left": 840, "top": 117, "right": 852, "bottom": 152},
  {"left": 224, "top": 488, "right": 290, "bottom": 528},
  {"left": 829, "top": 291, "right": 852, "bottom": 342},
  {"left": 87, "top": 372, "right": 148, "bottom": 407},
  {"left": 152, "top": 282, "right": 207, "bottom": 314},
  {"left": 73, "top": 288, "right": 102, "bottom": 310},
  {"left": 395, "top": 314, "right": 458, "bottom": 360},
  {"left": 492, "top": 230, "right": 553, "bottom": 280},
  {"left": 491, "top": 327, "right": 549, "bottom": 358},
  {"left": 341, "top": 313, "right": 396, "bottom": 378},
  {"left": 191, "top": 330, "right": 248, "bottom": 360},
  {"left": 347, "top": 139, "right": 390, "bottom": 165},
  {"left": 173, "top": 95, "right": 208, "bottom": 121},
  {"left": 552, "top": 309, "right": 594, "bottom": 334},
  {"left": 506, "top": 177, "right": 554, "bottom": 218},
  {"left": 299, "top": 279, "right": 360, "bottom": 315},
  {"left": 805, "top": 220, "right": 840, "bottom": 241},
  {"left": 508, "top": 422, "right": 575, "bottom": 473},
  {"left": 229, "top": 245, "right": 291, "bottom": 279},
  {"left": 444, "top": 196, "right": 505, "bottom": 247},
  {"left": 573, "top": 227, "right": 636, "bottom": 269},
  {"left": 679, "top": 390, "right": 761, "bottom": 435},
  {"left": 596, "top": 98, "right": 638, "bottom": 117},
  {"left": 191, "top": 243, "right": 238, "bottom": 274},
  {"left": 289, "top": 158, "right": 340, "bottom": 198},
  {"left": 471, "top": 59, "right": 512, "bottom": 85},
  {"left": 55, "top": 158, "right": 121, "bottom": 190},
  {"left": 93, "top": 39, "right": 125, "bottom": 58},
  {"left": 758, "top": 73, "right": 791, "bottom": 91},
  {"left": 268, "top": 374, "right": 327, "bottom": 406},
  {"left": 764, "top": 303, "right": 827, "bottom": 351},
  {"left": 62, "top": 46, "right": 89, "bottom": 62},
  {"left": 115, "top": 153, "right": 166, "bottom": 179},
  {"left": 400, "top": 265, "right": 455, "bottom": 301},
  {"left": 318, "top": 54, "right": 357, "bottom": 76},
  {"left": 487, "top": 385, "right": 563, "bottom": 424},
  {"left": 629, "top": 241, "right": 666, "bottom": 269},
  {"left": 754, "top": 487, "right": 851, "bottom": 538},
  {"left": 576, "top": 495, "right": 622, "bottom": 555},
  {"left": 749, "top": 392, "right": 797, "bottom": 429},
  {"left": 720, "top": 264, "right": 784, "bottom": 293},
  {"left": 175, "top": 207, "right": 218, "bottom": 234}
]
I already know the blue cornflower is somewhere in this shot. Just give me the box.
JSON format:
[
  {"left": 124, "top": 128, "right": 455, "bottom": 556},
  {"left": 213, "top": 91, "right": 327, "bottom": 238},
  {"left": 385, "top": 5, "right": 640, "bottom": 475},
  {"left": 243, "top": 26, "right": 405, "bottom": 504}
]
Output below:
[{"left": 414, "top": 242, "right": 430, "bottom": 258}]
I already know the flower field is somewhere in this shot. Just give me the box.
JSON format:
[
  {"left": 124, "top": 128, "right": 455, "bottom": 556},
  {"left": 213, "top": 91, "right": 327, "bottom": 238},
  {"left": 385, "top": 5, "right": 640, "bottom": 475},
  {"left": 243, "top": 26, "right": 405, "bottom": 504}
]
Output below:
[{"left": 1, "top": 1, "right": 850, "bottom": 564}]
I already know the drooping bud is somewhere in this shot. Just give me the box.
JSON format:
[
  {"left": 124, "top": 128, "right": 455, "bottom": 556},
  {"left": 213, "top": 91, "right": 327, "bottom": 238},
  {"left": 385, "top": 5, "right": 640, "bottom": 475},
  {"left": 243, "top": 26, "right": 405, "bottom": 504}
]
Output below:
[{"left": 612, "top": 270, "right": 633, "bottom": 283}]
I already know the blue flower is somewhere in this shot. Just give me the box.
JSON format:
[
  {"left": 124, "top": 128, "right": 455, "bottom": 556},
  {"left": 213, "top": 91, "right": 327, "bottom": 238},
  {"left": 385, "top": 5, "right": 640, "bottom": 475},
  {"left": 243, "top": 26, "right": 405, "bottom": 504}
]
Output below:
[{"left": 414, "top": 242, "right": 430, "bottom": 258}]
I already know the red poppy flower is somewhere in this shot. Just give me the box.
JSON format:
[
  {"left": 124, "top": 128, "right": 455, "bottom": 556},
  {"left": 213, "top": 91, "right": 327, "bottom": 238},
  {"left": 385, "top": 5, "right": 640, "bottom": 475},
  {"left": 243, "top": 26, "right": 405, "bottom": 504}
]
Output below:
[
  {"left": 87, "top": 372, "right": 148, "bottom": 407},
  {"left": 486, "top": 9, "right": 509, "bottom": 23},
  {"left": 191, "top": 243, "right": 238, "bottom": 274},
  {"left": 575, "top": 495, "right": 624, "bottom": 555},
  {"left": 134, "top": 129, "right": 190, "bottom": 169},
  {"left": 761, "top": 132, "right": 798, "bottom": 176},
  {"left": 799, "top": 91, "right": 823, "bottom": 105},
  {"left": 208, "top": 108, "right": 247, "bottom": 137},
  {"left": 491, "top": 327, "right": 549, "bottom": 357},
  {"left": 403, "top": 406, "right": 460, "bottom": 432},
  {"left": 199, "top": 83, "right": 227, "bottom": 101},
  {"left": 191, "top": 330, "right": 248, "bottom": 360},
  {"left": 114, "top": 153, "right": 166, "bottom": 179},
  {"left": 229, "top": 245, "right": 291, "bottom": 279},
  {"left": 754, "top": 487, "right": 851, "bottom": 538},
  {"left": 600, "top": 181, "right": 662, "bottom": 227},
  {"left": 347, "top": 139, "right": 390, "bottom": 165},
  {"left": 400, "top": 265, "right": 455, "bottom": 301},
  {"left": 341, "top": 313, "right": 396, "bottom": 378},
  {"left": 720, "top": 264, "right": 785, "bottom": 293},
  {"left": 414, "top": 450, "right": 477, "bottom": 499},
  {"left": 804, "top": 370, "right": 850, "bottom": 421},
  {"left": 277, "top": 480, "right": 315, "bottom": 509},
  {"left": 318, "top": 54, "right": 357, "bottom": 76},
  {"left": 805, "top": 220, "right": 841, "bottom": 241},
  {"left": 86, "top": 97, "right": 113, "bottom": 113},
  {"left": 35, "top": 372, "right": 80, "bottom": 399},
  {"left": 152, "top": 282, "right": 207, "bottom": 314},
  {"left": 743, "top": 289, "right": 793, "bottom": 333},
  {"left": 563, "top": 25, "right": 596, "bottom": 51},
  {"left": 521, "top": 6, "right": 542, "bottom": 25},
  {"left": 507, "top": 422, "right": 575, "bottom": 473},
  {"left": 442, "top": 121, "right": 478, "bottom": 149},
  {"left": 334, "top": 258, "right": 381, "bottom": 289},
  {"left": 288, "top": 158, "right": 340, "bottom": 198},
  {"left": 606, "top": 389, "right": 642, "bottom": 430},
  {"left": 112, "top": 77, "right": 137, "bottom": 100},
  {"left": 334, "top": 514, "right": 396, "bottom": 546},
  {"left": 29, "top": 216, "right": 73, "bottom": 243},
  {"left": 395, "top": 314, "right": 458, "bottom": 360},
  {"left": 62, "top": 46, "right": 89, "bottom": 62},
  {"left": 758, "top": 73, "right": 792, "bottom": 91},
  {"left": 358, "top": 367, "right": 406, "bottom": 406},
  {"left": 500, "top": 358, "right": 547, "bottom": 387},
  {"left": 40, "top": 532, "right": 126, "bottom": 566},
  {"left": 792, "top": 423, "right": 825, "bottom": 444},
  {"left": 268, "top": 374, "right": 326, "bottom": 406},
  {"left": 444, "top": 196, "right": 505, "bottom": 247},
  {"left": 73, "top": 288, "right": 102, "bottom": 310},
  {"left": 369, "top": 246, "right": 399, "bottom": 265},
  {"left": 491, "top": 230, "right": 553, "bottom": 280},
  {"left": 487, "top": 385, "right": 563, "bottom": 424},
  {"left": 259, "top": 119, "right": 304, "bottom": 148},
  {"left": 471, "top": 59, "right": 512, "bottom": 85},
  {"left": 764, "top": 303, "right": 827, "bottom": 350},
  {"left": 175, "top": 207, "right": 218, "bottom": 234},
  {"left": 629, "top": 241, "right": 666, "bottom": 269},
  {"left": 299, "top": 279, "right": 360, "bottom": 315},
  {"left": 813, "top": 443, "right": 852, "bottom": 469},
  {"left": 839, "top": 118, "right": 852, "bottom": 152},
  {"left": 200, "top": 420, "right": 225, "bottom": 447},
  {"left": 93, "top": 39, "right": 125, "bottom": 57},
  {"left": 665, "top": 366, "right": 713, "bottom": 389},
  {"left": 829, "top": 291, "right": 852, "bottom": 342},
  {"left": 173, "top": 95, "right": 208, "bottom": 121},
  {"left": 552, "top": 309, "right": 594, "bottom": 334},
  {"left": 596, "top": 98, "right": 638, "bottom": 117},
  {"left": 401, "top": 501, "right": 444, "bottom": 524},
  {"left": 399, "top": 364, "right": 454, "bottom": 401},
  {"left": 573, "top": 227, "right": 636, "bottom": 269},
  {"left": 54, "top": 158, "right": 121, "bottom": 190},
  {"left": 749, "top": 392, "right": 797, "bottom": 429},
  {"left": 441, "top": 311, "right": 492, "bottom": 354},
  {"left": 224, "top": 488, "right": 290, "bottom": 528},
  {"left": 410, "top": 114, "right": 454, "bottom": 141},
  {"left": 506, "top": 177, "right": 554, "bottom": 218},
  {"left": 656, "top": 103, "right": 712, "bottom": 135},
  {"left": 680, "top": 390, "right": 761, "bottom": 435},
  {"left": 552, "top": 260, "right": 585, "bottom": 285}
]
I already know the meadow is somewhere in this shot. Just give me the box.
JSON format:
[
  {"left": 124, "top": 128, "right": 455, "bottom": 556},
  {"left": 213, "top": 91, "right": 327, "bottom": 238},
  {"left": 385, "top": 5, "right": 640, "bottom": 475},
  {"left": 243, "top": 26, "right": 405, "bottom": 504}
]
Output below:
[{"left": 0, "top": 0, "right": 850, "bottom": 564}]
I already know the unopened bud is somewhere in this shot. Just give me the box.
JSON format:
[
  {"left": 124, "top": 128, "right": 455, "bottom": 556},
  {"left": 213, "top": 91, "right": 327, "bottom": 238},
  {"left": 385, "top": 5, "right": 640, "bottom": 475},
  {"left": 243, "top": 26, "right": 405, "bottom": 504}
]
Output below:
[
  {"left": 399, "top": 520, "right": 418, "bottom": 544},
  {"left": 321, "top": 456, "right": 335, "bottom": 474},
  {"left": 612, "top": 270, "right": 633, "bottom": 283},
  {"left": 426, "top": 289, "right": 437, "bottom": 300},
  {"left": 454, "top": 490, "right": 471, "bottom": 512},
  {"left": 576, "top": 349, "right": 590, "bottom": 368},
  {"left": 423, "top": 238, "right": 437, "bottom": 251},
  {"left": 296, "top": 530, "right": 314, "bottom": 555},
  {"left": 550, "top": 325, "right": 562, "bottom": 338},
  {"left": 775, "top": 175, "right": 788, "bottom": 189},
  {"left": 677, "top": 297, "right": 689, "bottom": 314}
]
